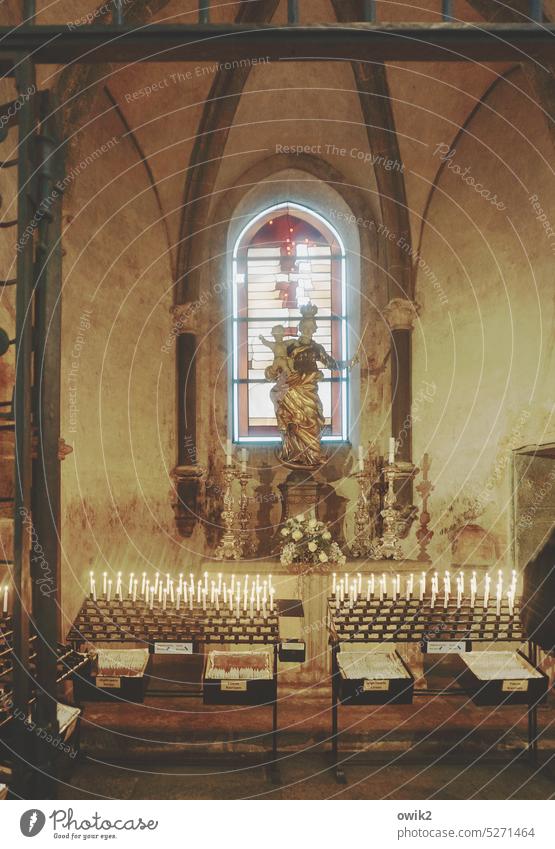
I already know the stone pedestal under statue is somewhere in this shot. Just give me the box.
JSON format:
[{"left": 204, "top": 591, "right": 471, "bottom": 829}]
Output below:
[{"left": 278, "top": 469, "right": 327, "bottom": 522}]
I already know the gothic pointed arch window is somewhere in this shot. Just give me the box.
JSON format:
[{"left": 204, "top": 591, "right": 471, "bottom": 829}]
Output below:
[{"left": 232, "top": 202, "right": 348, "bottom": 443}]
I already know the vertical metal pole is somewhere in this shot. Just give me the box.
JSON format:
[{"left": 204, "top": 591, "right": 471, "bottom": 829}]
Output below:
[
  {"left": 199, "top": 0, "right": 210, "bottom": 24},
  {"left": 530, "top": 1, "right": 543, "bottom": 22},
  {"left": 363, "top": 1, "right": 376, "bottom": 22},
  {"left": 12, "top": 56, "right": 36, "bottom": 797},
  {"left": 288, "top": 0, "right": 299, "bottom": 24},
  {"left": 442, "top": 0, "right": 454, "bottom": 21},
  {"left": 112, "top": 0, "right": 124, "bottom": 25},
  {"left": 32, "top": 90, "right": 63, "bottom": 798},
  {"left": 22, "top": 1, "right": 36, "bottom": 24}
]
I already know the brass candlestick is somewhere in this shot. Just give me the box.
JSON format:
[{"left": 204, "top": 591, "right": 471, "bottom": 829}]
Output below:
[
  {"left": 416, "top": 453, "right": 434, "bottom": 561},
  {"left": 350, "top": 469, "right": 373, "bottom": 558},
  {"left": 214, "top": 465, "right": 242, "bottom": 560},
  {"left": 238, "top": 470, "right": 257, "bottom": 558},
  {"left": 370, "top": 462, "right": 404, "bottom": 560}
]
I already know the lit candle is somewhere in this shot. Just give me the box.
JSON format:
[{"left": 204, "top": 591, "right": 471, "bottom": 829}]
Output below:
[
  {"left": 358, "top": 445, "right": 364, "bottom": 473},
  {"left": 507, "top": 587, "right": 514, "bottom": 617},
  {"left": 116, "top": 572, "right": 122, "bottom": 599},
  {"left": 215, "top": 590, "right": 220, "bottom": 612},
  {"left": 382, "top": 573, "right": 387, "bottom": 599},
  {"left": 2, "top": 585, "right": 8, "bottom": 614},
  {"left": 107, "top": 579, "right": 112, "bottom": 602},
  {"left": 241, "top": 448, "right": 248, "bottom": 474},
  {"left": 89, "top": 571, "right": 94, "bottom": 595},
  {"left": 202, "top": 588, "right": 207, "bottom": 611},
  {"left": 183, "top": 582, "right": 188, "bottom": 605},
  {"left": 204, "top": 571, "right": 208, "bottom": 594},
  {"left": 197, "top": 580, "right": 201, "bottom": 604},
  {"left": 149, "top": 586, "right": 155, "bottom": 610},
  {"left": 132, "top": 579, "right": 138, "bottom": 603},
  {"left": 366, "top": 579, "right": 371, "bottom": 602},
  {"left": 141, "top": 572, "right": 146, "bottom": 595},
  {"left": 162, "top": 589, "right": 167, "bottom": 611},
  {"left": 332, "top": 573, "right": 337, "bottom": 595},
  {"left": 179, "top": 573, "right": 183, "bottom": 594},
  {"left": 256, "top": 584, "right": 261, "bottom": 611},
  {"left": 158, "top": 582, "right": 162, "bottom": 603},
  {"left": 231, "top": 574, "right": 235, "bottom": 594},
  {"left": 217, "top": 572, "right": 222, "bottom": 593},
  {"left": 357, "top": 573, "right": 362, "bottom": 594},
  {"left": 484, "top": 574, "right": 491, "bottom": 609},
  {"left": 211, "top": 580, "right": 215, "bottom": 604},
  {"left": 445, "top": 571, "right": 451, "bottom": 594},
  {"left": 169, "top": 580, "right": 174, "bottom": 603},
  {"left": 226, "top": 438, "right": 232, "bottom": 466},
  {"left": 176, "top": 587, "right": 181, "bottom": 611},
  {"left": 145, "top": 579, "right": 150, "bottom": 602},
  {"left": 459, "top": 571, "right": 464, "bottom": 594},
  {"left": 370, "top": 573, "right": 375, "bottom": 596},
  {"left": 270, "top": 587, "right": 275, "bottom": 611},
  {"left": 379, "top": 576, "right": 384, "bottom": 602},
  {"left": 166, "top": 573, "right": 170, "bottom": 593},
  {"left": 419, "top": 572, "right": 425, "bottom": 602},
  {"left": 396, "top": 574, "right": 401, "bottom": 598},
  {"left": 496, "top": 570, "right": 503, "bottom": 606},
  {"left": 431, "top": 589, "right": 436, "bottom": 609},
  {"left": 154, "top": 572, "right": 159, "bottom": 594},
  {"left": 405, "top": 577, "right": 410, "bottom": 601},
  {"left": 103, "top": 572, "right": 107, "bottom": 597},
  {"left": 92, "top": 579, "right": 96, "bottom": 602},
  {"left": 388, "top": 436, "right": 396, "bottom": 465},
  {"left": 470, "top": 571, "right": 477, "bottom": 607}
]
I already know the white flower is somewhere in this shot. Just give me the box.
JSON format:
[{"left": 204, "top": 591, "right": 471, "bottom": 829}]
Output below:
[
  {"left": 295, "top": 513, "right": 305, "bottom": 523},
  {"left": 281, "top": 527, "right": 290, "bottom": 536},
  {"left": 322, "top": 531, "right": 331, "bottom": 541},
  {"left": 308, "top": 541, "right": 317, "bottom": 552},
  {"left": 292, "top": 530, "right": 302, "bottom": 541},
  {"left": 319, "top": 552, "right": 328, "bottom": 563}
]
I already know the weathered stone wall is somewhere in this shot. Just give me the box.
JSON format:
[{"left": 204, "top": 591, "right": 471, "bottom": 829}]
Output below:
[{"left": 411, "top": 67, "right": 555, "bottom": 568}]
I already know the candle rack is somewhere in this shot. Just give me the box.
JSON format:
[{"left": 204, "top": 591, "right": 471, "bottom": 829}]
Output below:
[{"left": 327, "top": 592, "right": 543, "bottom": 784}]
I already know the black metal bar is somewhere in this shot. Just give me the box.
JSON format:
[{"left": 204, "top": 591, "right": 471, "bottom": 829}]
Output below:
[
  {"left": 287, "top": 0, "right": 299, "bottom": 24},
  {"left": 22, "top": 1, "right": 36, "bottom": 24},
  {"left": 362, "top": 1, "right": 376, "bottom": 22},
  {"left": 112, "top": 0, "right": 124, "bottom": 25},
  {"left": 31, "top": 89, "right": 63, "bottom": 797},
  {"left": 530, "top": 1, "right": 543, "bottom": 22},
  {"left": 12, "top": 55, "right": 36, "bottom": 797},
  {"left": 442, "top": 0, "right": 454, "bottom": 22},
  {"left": 198, "top": 0, "right": 210, "bottom": 25},
  {"left": 0, "top": 24, "right": 552, "bottom": 66}
]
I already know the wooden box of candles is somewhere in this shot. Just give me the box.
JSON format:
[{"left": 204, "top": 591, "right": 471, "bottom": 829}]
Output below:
[
  {"left": 335, "top": 648, "right": 414, "bottom": 705},
  {"left": 203, "top": 649, "right": 275, "bottom": 705},
  {"left": 73, "top": 648, "right": 150, "bottom": 703},
  {"left": 459, "top": 651, "right": 549, "bottom": 707}
]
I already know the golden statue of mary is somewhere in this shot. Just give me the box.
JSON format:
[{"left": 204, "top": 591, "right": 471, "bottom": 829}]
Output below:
[{"left": 264, "top": 303, "right": 355, "bottom": 469}]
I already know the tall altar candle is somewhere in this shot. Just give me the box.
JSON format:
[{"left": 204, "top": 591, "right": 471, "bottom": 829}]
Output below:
[
  {"left": 358, "top": 445, "right": 364, "bottom": 473},
  {"left": 2, "top": 585, "right": 8, "bottom": 614},
  {"left": 226, "top": 438, "right": 232, "bottom": 466},
  {"left": 241, "top": 448, "right": 248, "bottom": 473},
  {"left": 388, "top": 436, "right": 396, "bottom": 465}
]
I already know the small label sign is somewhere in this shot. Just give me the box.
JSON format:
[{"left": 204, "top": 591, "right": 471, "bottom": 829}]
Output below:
[
  {"left": 502, "top": 679, "right": 529, "bottom": 693},
  {"left": 96, "top": 676, "right": 121, "bottom": 689},
  {"left": 283, "top": 641, "right": 305, "bottom": 651},
  {"left": 363, "top": 679, "right": 390, "bottom": 692},
  {"left": 154, "top": 642, "right": 193, "bottom": 655},
  {"left": 221, "top": 680, "right": 247, "bottom": 691},
  {"left": 427, "top": 641, "right": 467, "bottom": 654}
]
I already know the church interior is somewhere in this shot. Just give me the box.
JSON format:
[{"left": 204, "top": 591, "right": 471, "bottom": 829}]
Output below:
[{"left": 0, "top": 0, "right": 554, "bottom": 801}]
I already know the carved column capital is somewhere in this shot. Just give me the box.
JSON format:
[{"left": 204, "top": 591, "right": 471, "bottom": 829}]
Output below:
[
  {"left": 384, "top": 298, "right": 419, "bottom": 331},
  {"left": 170, "top": 302, "right": 198, "bottom": 335}
]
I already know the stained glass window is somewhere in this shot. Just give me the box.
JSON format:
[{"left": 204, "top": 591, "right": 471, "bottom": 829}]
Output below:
[{"left": 232, "top": 203, "right": 348, "bottom": 442}]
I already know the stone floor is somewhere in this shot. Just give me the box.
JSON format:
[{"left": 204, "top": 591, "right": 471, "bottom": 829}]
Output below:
[
  {"left": 60, "top": 755, "right": 554, "bottom": 800},
  {"left": 57, "top": 692, "right": 555, "bottom": 799}
]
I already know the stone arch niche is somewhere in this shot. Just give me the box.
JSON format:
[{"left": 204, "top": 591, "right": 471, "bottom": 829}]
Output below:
[{"left": 171, "top": 153, "right": 395, "bottom": 546}]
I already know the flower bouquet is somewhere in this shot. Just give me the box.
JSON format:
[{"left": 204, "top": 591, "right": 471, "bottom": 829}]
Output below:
[{"left": 279, "top": 514, "right": 346, "bottom": 572}]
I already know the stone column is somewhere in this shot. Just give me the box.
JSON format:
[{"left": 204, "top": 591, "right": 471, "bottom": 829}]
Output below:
[{"left": 384, "top": 298, "right": 418, "bottom": 505}]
